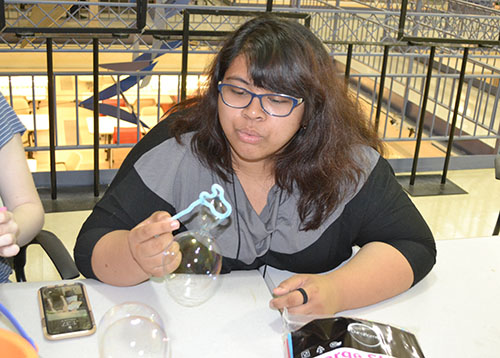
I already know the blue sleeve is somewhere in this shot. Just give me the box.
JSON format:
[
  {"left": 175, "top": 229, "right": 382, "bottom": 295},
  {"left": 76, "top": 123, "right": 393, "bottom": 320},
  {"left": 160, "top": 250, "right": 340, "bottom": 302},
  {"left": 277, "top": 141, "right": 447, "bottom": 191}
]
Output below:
[{"left": 0, "top": 92, "right": 26, "bottom": 148}]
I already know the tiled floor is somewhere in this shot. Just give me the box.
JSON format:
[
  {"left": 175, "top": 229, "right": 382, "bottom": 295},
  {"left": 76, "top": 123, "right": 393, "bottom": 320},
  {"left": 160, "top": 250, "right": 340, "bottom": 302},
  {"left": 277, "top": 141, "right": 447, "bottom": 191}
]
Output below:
[
  {"left": 11, "top": 167, "right": 500, "bottom": 283},
  {"left": 408, "top": 168, "right": 499, "bottom": 241}
]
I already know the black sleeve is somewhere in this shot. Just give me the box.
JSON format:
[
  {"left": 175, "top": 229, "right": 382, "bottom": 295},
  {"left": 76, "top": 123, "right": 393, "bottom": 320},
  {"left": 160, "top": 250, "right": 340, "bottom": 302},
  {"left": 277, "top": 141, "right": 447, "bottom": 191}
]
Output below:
[
  {"left": 73, "top": 115, "right": 180, "bottom": 280},
  {"left": 351, "top": 157, "right": 436, "bottom": 285}
]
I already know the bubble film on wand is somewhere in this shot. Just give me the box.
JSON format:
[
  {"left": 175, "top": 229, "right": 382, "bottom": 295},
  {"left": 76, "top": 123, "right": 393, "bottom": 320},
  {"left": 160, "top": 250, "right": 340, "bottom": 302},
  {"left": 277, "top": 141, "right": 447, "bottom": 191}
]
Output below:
[{"left": 162, "top": 184, "right": 232, "bottom": 307}]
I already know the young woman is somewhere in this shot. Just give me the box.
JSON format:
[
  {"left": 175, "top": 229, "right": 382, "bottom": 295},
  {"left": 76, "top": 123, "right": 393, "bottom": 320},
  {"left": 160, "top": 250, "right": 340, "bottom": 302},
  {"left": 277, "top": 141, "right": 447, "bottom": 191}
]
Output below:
[
  {"left": 75, "top": 15, "right": 436, "bottom": 315},
  {"left": 0, "top": 92, "right": 44, "bottom": 282}
]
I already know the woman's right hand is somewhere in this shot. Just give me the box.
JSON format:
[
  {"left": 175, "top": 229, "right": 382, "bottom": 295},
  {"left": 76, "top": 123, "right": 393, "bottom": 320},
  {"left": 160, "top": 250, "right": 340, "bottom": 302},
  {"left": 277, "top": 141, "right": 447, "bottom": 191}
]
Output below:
[{"left": 127, "top": 211, "right": 181, "bottom": 278}]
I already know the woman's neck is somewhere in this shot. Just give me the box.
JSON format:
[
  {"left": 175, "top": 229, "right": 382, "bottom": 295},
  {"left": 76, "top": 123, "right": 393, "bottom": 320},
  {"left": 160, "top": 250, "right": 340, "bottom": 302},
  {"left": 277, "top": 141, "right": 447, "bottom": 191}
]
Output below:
[
  {"left": 234, "top": 163, "right": 273, "bottom": 183},
  {"left": 232, "top": 159, "right": 275, "bottom": 215}
]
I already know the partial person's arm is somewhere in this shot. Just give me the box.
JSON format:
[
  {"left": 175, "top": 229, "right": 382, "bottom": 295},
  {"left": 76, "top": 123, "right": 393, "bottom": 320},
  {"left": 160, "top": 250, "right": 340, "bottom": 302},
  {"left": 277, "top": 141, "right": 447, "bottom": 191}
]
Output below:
[
  {"left": 0, "top": 134, "right": 44, "bottom": 256},
  {"left": 270, "top": 157, "right": 435, "bottom": 315},
  {"left": 75, "top": 165, "right": 183, "bottom": 287},
  {"left": 75, "top": 115, "right": 188, "bottom": 286},
  {"left": 90, "top": 212, "right": 181, "bottom": 286}
]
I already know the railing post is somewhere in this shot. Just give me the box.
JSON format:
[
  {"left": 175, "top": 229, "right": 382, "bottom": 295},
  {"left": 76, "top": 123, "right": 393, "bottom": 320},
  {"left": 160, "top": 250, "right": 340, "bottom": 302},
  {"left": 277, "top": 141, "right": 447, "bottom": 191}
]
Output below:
[
  {"left": 304, "top": 14, "right": 311, "bottom": 28},
  {"left": 410, "top": 46, "right": 435, "bottom": 186},
  {"left": 46, "top": 37, "right": 57, "bottom": 200},
  {"left": 93, "top": 38, "right": 100, "bottom": 197},
  {"left": 441, "top": 47, "right": 469, "bottom": 184},
  {"left": 398, "top": 0, "right": 409, "bottom": 41},
  {"left": 345, "top": 43, "right": 353, "bottom": 87},
  {"left": 0, "top": 0, "right": 5, "bottom": 32},
  {"left": 374, "top": 45, "right": 390, "bottom": 132},
  {"left": 266, "top": 0, "right": 273, "bottom": 12},
  {"left": 136, "top": 0, "right": 147, "bottom": 31},
  {"left": 180, "top": 10, "right": 189, "bottom": 102}
]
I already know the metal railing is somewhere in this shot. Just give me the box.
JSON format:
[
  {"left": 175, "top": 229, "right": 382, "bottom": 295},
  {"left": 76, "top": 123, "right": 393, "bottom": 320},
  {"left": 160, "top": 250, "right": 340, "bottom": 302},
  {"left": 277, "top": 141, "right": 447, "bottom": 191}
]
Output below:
[{"left": 0, "top": 0, "right": 499, "bottom": 197}]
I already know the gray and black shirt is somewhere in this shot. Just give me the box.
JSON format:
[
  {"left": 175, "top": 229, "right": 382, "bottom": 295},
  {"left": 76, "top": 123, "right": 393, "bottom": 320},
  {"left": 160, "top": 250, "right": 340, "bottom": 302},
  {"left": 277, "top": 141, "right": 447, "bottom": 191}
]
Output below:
[{"left": 75, "top": 116, "right": 436, "bottom": 285}]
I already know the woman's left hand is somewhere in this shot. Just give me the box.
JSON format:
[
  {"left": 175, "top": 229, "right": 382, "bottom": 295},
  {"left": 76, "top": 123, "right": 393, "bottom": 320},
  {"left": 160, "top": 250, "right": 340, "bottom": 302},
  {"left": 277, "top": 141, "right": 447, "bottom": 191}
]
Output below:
[
  {"left": 269, "top": 273, "right": 340, "bottom": 315},
  {"left": 0, "top": 209, "right": 20, "bottom": 257},
  {"left": 269, "top": 242, "right": 415, "bottom": 316}
]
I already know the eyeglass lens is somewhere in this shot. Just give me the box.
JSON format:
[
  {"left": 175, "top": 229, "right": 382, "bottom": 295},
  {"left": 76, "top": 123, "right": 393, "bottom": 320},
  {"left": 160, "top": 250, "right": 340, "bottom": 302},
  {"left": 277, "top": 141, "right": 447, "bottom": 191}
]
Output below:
[{"left": 220, "top": 85, "right": 295, "bottom": 117}]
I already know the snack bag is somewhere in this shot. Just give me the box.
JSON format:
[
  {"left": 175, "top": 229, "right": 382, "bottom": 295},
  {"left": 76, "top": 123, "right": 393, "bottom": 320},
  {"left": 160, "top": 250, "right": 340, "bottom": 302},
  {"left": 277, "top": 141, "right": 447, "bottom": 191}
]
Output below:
[{"left": 283, "top": 312, "right": 425, "bottom": 358}]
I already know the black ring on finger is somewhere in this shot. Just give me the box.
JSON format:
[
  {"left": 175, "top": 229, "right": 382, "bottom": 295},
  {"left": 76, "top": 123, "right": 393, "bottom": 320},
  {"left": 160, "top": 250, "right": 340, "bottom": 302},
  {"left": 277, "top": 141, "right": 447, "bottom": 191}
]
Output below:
[{"left": 296, "top": 287, "right": 308, "bottom": 305}]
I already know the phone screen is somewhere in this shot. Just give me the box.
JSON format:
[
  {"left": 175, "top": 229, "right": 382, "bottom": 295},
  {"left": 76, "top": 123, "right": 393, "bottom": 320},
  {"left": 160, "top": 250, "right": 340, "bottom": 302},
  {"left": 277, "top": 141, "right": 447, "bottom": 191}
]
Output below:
[{"left": 39, "top": 283, "right": 94, "bottom": 336}]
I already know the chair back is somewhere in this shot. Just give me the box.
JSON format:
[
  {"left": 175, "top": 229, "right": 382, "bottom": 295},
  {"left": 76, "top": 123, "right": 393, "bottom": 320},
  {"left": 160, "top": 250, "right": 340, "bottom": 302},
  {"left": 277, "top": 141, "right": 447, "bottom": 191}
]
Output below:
[{"left": 13, "top": 230, "right": 80, "bottom": 282}]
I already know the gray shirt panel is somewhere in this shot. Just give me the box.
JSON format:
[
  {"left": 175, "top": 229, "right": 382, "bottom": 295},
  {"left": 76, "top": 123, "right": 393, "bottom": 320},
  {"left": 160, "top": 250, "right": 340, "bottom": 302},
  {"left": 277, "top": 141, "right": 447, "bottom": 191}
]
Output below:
[{"left": 134, "top": 133, "right": 380, "bottom": 265}]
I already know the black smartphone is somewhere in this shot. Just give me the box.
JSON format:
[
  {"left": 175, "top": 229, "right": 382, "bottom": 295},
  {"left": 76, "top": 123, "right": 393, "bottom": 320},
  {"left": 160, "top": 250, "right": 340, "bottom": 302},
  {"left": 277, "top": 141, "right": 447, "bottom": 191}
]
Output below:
[{"left": 37, "top": 282, "right": 96, "bottom": 340}]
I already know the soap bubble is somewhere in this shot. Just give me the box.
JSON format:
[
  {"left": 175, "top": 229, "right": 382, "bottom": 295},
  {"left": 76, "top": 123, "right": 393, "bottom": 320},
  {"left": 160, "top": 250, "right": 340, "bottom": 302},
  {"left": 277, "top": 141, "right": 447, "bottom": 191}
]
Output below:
[
  {"left": 162, "top": 189, "right": 228, "bottom": 306},
  {"left": 100, "top": 318, "right": 168, "bottom": 358},
  {"left": 99, "top": 302, "right": 169, "bottom": 358},
  {"left": 163, "top": 230, "right": 222, "bottom": 307}
]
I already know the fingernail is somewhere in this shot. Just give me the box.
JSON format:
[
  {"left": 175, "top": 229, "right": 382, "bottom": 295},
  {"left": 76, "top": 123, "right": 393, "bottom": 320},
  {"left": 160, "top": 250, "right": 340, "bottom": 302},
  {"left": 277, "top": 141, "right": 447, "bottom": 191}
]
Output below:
[
  {"left": 0, "top": 207, "right": 7, "bottom": 212},
  {"left": 170, "top": 220, "right": 179, "bottom": 230}
]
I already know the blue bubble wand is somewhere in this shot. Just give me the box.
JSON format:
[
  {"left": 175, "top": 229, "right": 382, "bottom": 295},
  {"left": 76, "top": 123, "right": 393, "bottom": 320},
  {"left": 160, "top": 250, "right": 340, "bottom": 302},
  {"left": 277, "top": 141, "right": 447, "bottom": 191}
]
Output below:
[{"left": 170, "top": 184, "right": 232, "bottom": 224}]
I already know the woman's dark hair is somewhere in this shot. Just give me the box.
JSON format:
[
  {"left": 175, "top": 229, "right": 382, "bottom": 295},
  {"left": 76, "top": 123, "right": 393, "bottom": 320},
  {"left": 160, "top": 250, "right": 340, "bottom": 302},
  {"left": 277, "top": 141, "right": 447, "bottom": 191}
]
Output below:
[{"left": 168, "top": 14, "right": 384, "bottom": 231}]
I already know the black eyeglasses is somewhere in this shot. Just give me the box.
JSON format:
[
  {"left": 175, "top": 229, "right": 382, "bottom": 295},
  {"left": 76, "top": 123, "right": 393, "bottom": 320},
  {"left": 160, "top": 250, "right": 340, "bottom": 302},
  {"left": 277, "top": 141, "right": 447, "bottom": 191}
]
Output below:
[{"left": 217, "top": 82, "right": 303, "bottom": 117}]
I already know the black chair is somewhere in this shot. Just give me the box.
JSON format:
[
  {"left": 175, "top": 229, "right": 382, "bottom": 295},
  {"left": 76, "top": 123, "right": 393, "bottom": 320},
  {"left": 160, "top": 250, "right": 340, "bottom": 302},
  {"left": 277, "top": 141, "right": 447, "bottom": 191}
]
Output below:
[
  {"left": 494, "top": 155, "right": 500, "bottom": 236},
  {"left": 13, "top": 230, "right": 80, "bottom": 282}
]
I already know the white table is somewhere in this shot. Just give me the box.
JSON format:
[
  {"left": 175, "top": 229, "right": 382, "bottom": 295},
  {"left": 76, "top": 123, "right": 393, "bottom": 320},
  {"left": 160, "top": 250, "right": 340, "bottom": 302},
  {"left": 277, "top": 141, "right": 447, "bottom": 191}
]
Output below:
[
  {"left": 2, "top": 237, "right": 499, "bottom": 358},
  {"left": 86, "top": 116, "right": 140, "bottom": 166},
  {"left": 86, "top": 116, "right": 138, "bottom": 136},
  {"left": 18, "top": 114, "right": 50, "bottom": 132},
  {"left": 267, "top": 237, "right": 500, "bottom": 358},
  {"left": 18, "top": 114, "right": 50, "bottom": 149},
  {"left": 0, "top": 271, "right": 283, "bottom": 358},
  {"left": 18, "top": 114, "right": 50, "bottom": 161}
]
